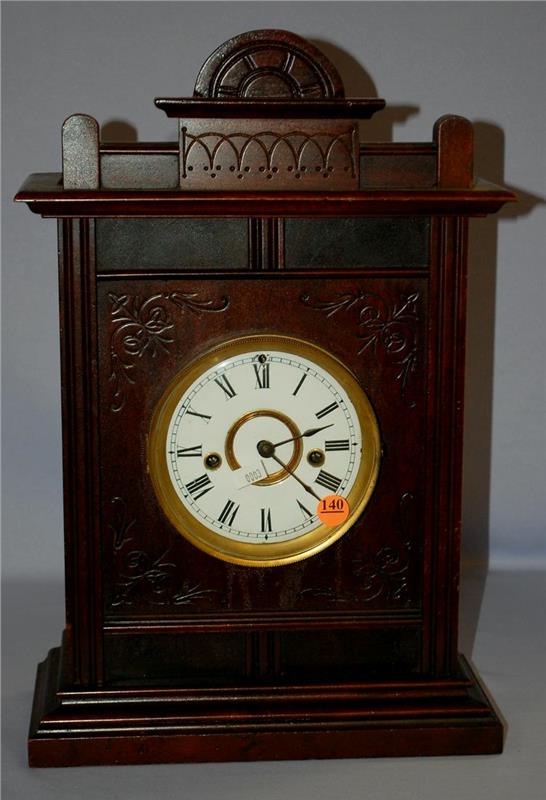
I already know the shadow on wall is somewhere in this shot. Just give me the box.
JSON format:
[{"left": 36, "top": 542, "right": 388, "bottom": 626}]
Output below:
[
  {"left": 461, "top": 121, "right": 541, "bottom": 654},
  {"left": 311, "top": 38, "right": 419, "bottom": 141},
  {"left": 101, "top": 120, "right": 138, "bottom": 143}
]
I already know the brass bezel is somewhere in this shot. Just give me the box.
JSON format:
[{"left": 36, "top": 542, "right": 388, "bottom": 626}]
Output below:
[{"left": 147, "top": 334, "right": 381, "bottom": 567}]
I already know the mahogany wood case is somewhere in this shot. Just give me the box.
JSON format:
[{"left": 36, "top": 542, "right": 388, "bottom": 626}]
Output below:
[{"left": 15, "top": 30, "right": 516, "bottom": 767}]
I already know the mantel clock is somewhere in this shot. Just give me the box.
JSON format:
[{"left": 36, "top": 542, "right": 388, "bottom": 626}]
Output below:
[{"left": 16, "top": 30, "right": 515, "bottom": 766}]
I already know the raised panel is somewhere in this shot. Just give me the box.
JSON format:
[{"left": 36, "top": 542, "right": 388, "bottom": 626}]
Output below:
[
  {"left": 280, "top": 629, "right": 422, "bottom": 678},
  {"left": 285, "top": 217, "right": 430, "bottom": 269},
  {"left": 96, "top": 218, "right": 250, "bottom": 271},
  {"left": 104, "top": 632, "right": 246, "bottom": 685}
]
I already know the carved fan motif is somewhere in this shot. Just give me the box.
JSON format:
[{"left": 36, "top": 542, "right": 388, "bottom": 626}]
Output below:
[{"left": 194, "top": 29, "right": 345, "bottom": 99}]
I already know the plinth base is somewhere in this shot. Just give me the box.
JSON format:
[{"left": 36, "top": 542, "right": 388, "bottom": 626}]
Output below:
[{"left": 28, "top": 644, "right": 503, "bottom": 767}]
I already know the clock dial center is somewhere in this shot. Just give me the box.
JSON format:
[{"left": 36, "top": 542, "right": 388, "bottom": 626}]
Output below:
[
  {"left": 256, "top": 439, "right": 275, "bottom": 458},
  {"left": 225, "top": 409, "right": 303, "bottom": 486}
]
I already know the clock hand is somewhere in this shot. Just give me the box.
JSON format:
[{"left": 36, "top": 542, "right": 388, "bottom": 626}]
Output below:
[
  {"left": 272, "top": 423, "right": 334, "bottom": 449},
  {"left": 269, "top": 453, "right": 322, "bottom": 502}
]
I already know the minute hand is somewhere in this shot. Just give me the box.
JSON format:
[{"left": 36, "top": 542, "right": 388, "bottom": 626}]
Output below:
[
  {"left": 272, "top": 423, "right": 333, "bottom": 449},
  {"left": 270, "top": 453, "right": 322, "bottom": 502}
]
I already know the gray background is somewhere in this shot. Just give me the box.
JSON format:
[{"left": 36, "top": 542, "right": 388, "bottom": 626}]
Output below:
[{"left": 2, "top": 2, "right": 545, "bottom": 798}]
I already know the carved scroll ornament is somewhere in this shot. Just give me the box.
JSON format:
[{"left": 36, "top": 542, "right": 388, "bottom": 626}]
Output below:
[
  {"left": 108, "top": 290, "right": 229, "bottom": 412},
  {"left": 301, "top": 290, "right": 420, "bottom": 407}
]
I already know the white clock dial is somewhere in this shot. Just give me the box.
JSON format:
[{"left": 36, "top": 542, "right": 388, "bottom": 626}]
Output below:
[{"left": 148, "top": 335, "right": 381, "bottom": 566}]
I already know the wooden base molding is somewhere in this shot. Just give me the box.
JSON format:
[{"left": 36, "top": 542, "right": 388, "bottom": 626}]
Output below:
[{"left": 29, "top": 645, "right": 503, "bottom": 767}]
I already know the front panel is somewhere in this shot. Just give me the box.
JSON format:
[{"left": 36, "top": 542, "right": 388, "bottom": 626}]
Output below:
[{"left": 96, "top": 218, "right": 430, "bottom": 685}]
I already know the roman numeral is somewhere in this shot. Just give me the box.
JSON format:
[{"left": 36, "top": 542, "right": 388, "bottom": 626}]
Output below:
[
  {"left": 253, "top": 363, "right": 270, "bottom": 389},
  {"left": 185, "top": 474, "right": 213, "bottom": 500},
  {"left": 186, "top": 407, "right": 211, "bottom": 422},
  {"left": 324, "top": 439, "right": 350, "bottom": 452},
  {"left": 214, "top": 374, "right": 237, "bottom": 399},
  {"left": 315, "top": 470, "right": 342, "bottom": 493},
  {"left": 315, "top": 401, "right": 339, "bottom": 420},
  {"left": 176, "top": 445, "right": 202, "bottom": 457},
  {"left": 292, "top": 373, "right": 307, "bottom": 396},
  {"left": 218, "top": 499, "right": 239, "bottom": 526},
  {"left": 297, "top": 499, "right": 313, "bottom": 519},
  {"left": 261, "top": 508, "right": 272, "bottom": 532}
]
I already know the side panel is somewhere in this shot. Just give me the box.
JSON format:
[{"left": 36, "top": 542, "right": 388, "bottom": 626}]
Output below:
[{"left": 58, "top": 219, "right": 103, "bottom": 685}]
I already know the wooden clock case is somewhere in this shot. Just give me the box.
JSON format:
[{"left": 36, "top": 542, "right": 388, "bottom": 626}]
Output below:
[{"left": 16, "top": 30, "right": 515, "bottom": 767}]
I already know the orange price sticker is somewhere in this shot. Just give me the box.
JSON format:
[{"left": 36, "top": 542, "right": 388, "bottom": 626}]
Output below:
[{"left": 316, "top": 495, "right": 350, "bottom": 526}]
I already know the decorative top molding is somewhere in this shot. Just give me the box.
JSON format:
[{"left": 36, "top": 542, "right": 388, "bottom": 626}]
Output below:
[
  {"left": 155, "top": 29, "right": 385, "bottom": 121},
  {"left": 160, "top": 28, "right": 384, "bottom": 190},
  {"left": 154, "top": 98, "right": 385, "bottom": 120},
  {"left": 15, "top": 174, "right": 517, "bottom": 217},
  {"left": 14, "top": 29, "right": 516, "bottom": 207}
]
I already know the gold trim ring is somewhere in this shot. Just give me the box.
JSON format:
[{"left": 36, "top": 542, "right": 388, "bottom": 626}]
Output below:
[{"left": 147, "top": 334, "right": 381, "bottom": 568}]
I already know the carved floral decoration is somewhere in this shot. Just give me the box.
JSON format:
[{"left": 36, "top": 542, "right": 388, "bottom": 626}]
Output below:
[
  {"left": 108, "top": 290, "right": 229, "bottom": 412},
  {"left": 108, "top": 497, "right": 219, "bottom": 609},
  {"left": 301, "top": 290, "right": 420, "bottom": 407},
  {"left": 298, "top": 492, "right": 417, "bottom": 607}
]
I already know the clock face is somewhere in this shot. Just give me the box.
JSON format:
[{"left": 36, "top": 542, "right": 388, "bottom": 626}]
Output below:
[{"left": 148, "top": 335, "right": 380, "bottom": 566}]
